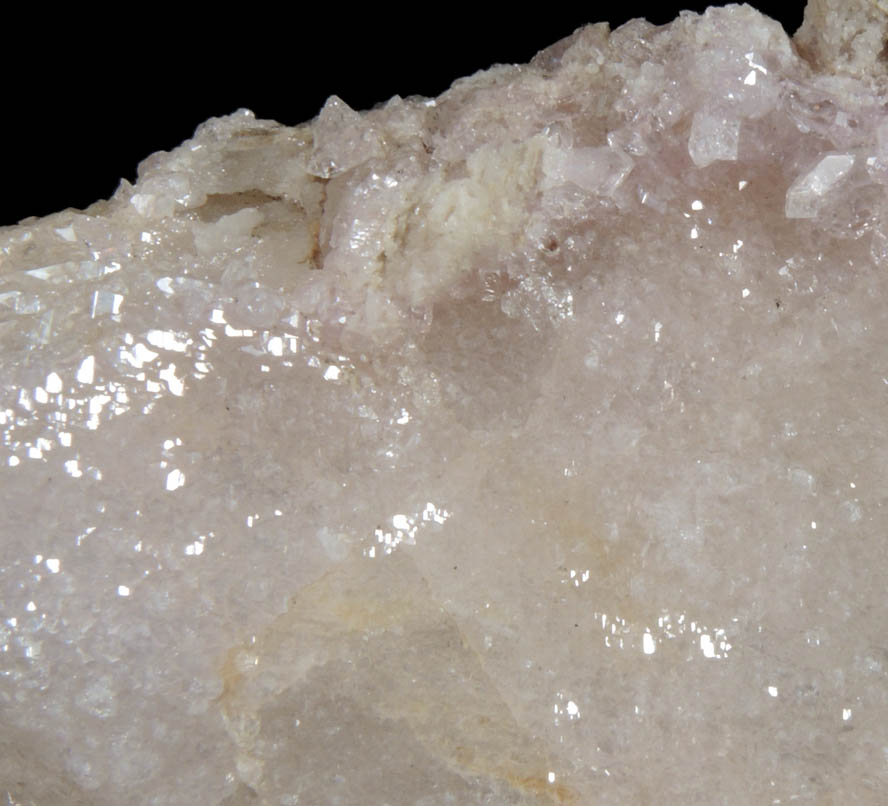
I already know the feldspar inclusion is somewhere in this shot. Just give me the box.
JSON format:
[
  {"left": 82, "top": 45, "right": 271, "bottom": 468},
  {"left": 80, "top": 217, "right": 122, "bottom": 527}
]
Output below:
[{"left": 3, "top": 2, "right": 888, "bottom": 804}]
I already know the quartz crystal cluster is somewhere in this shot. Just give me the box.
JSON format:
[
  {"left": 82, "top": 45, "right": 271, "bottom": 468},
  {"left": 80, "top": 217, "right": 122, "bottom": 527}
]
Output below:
[{"left": 3, "top": 2, "right": 888, "bottom": 803}]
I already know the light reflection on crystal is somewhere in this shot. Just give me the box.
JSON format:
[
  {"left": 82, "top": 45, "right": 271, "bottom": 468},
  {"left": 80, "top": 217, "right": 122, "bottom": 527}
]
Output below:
[
  {"left": 76, "top": 355, "right": 95, "bottom": 384},
  {"left": 64, "top": 459, "right": 82, "bottom": 478},
  {"left": 158, "top": 364, "right": 185, "bottom": 396},
  {"left": 90, "top": 290, "right": 124, "bottom": 318},
  {"left": 146, "top": 329, "right": 189, "bottom": 352},
  {"left": 165, "top": 468, "right": 186, "bottom": 491},
  {"left": 365, "top": 502, "right": 451, "bottom": 556},
  {"left": 701, "top": 634, "right": 717, "bottom": 658}
]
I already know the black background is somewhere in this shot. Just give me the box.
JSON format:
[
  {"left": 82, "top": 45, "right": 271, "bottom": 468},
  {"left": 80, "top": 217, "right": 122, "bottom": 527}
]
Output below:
[{"left": 2, "top": 2, "right": 805, "bottom": 225}]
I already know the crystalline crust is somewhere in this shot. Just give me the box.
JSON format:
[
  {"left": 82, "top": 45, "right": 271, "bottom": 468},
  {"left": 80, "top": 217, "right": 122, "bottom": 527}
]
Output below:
[{"left": 2, "top": 2, "right": 888, "bottom": 804}]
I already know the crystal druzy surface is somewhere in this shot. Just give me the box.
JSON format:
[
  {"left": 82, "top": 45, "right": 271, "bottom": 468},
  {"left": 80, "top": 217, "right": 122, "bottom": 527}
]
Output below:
[{"left": 3, "top": 2, "right": 888, "bottom": 803}]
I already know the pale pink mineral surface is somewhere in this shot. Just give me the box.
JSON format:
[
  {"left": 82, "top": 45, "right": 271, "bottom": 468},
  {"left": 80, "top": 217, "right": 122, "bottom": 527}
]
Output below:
[{"left": 2, "top": 1, "right": 888, "bottom": 803}]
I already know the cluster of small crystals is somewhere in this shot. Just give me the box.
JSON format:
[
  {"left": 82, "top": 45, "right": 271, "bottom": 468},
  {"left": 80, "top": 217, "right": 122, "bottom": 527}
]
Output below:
[{"left": 2, "top": 2, "right": 888, "bottom": 803}]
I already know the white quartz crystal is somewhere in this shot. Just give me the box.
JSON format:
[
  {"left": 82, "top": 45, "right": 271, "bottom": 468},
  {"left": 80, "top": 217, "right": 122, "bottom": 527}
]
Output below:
[
  {"left": 785, "top": 152, "right": 856, "bottom": 218},
  {"left": 3, "top": 2, "right": 888, "bottom": 803}
]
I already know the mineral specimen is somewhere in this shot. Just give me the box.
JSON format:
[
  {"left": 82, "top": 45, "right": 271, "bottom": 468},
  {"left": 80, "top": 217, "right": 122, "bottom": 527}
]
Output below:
[{"left": 2, "top": 1, "right": 888, "bottom": 803}]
